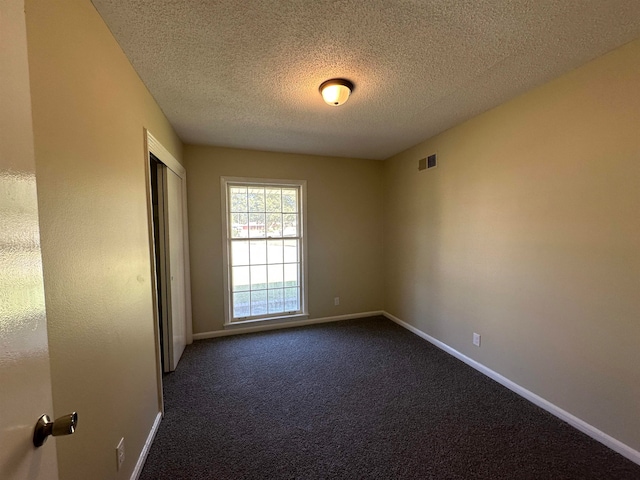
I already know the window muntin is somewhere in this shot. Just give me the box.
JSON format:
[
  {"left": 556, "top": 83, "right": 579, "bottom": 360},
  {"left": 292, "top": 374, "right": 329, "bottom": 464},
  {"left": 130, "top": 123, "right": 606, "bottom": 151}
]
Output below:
[{"left": 222, "top": 178, "right": 307, "bottom": 324}]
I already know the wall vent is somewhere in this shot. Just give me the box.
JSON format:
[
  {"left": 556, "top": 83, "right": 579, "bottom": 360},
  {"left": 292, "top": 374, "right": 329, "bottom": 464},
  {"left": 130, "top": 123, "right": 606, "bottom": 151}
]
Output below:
[{"left": 418, "top": 153, "right": 437, "bottom": 171}]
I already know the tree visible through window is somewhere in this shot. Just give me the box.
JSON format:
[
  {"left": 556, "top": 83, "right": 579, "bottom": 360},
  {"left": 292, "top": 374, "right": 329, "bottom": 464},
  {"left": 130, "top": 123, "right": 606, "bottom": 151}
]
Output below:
[{"left": 222, "top": 178, "right": 307, "bottom": 323}]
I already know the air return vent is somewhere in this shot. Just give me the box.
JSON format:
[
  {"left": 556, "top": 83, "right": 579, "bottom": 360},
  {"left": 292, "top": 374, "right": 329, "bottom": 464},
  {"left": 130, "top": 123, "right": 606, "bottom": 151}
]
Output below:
[{"left": 418, "top": 153, "right": 437, "bottom": 171}]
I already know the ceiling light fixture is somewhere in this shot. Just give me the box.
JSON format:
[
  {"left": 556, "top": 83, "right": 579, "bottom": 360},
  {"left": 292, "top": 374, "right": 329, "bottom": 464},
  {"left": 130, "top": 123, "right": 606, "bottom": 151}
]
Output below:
[{"left": 319, "top": 78, "right": 354, "bottom": 106}]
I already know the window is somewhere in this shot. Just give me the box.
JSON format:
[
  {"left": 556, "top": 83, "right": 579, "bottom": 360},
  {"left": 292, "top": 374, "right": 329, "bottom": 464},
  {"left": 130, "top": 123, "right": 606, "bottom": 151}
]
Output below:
[{"left": 221, "top": 177, "right": 307, "bottom": 324}]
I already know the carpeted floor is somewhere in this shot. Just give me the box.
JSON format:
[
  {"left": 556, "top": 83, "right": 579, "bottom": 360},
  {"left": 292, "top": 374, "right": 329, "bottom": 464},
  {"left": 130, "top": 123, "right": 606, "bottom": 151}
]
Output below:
[{"left": 140, "top": 316, "right": 640, "bottom": 479}]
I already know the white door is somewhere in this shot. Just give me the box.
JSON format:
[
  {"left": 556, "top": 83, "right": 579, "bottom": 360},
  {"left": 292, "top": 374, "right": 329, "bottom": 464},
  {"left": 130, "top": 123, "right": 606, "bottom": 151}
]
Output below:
[
  {"left": 1, "top": 0, "right": 59, "bottom": 478},
  {"left": 165, "top": 168, "right": 187, "bottom": 370},
  {"left": 149, "top": 149, "right": 189, "bottom": 374}
]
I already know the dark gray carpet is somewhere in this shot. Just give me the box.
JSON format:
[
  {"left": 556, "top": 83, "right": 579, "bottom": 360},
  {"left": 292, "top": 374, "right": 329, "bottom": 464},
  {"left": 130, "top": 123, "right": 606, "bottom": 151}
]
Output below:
[{"left": 140, "top": 316, "right": 640, "bottom": 479}]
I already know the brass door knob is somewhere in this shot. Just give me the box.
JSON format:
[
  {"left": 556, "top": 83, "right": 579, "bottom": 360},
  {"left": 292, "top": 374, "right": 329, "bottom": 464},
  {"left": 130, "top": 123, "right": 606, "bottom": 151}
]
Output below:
[{"left": 33, "top": 412, "right": 78, "bottom": 447}]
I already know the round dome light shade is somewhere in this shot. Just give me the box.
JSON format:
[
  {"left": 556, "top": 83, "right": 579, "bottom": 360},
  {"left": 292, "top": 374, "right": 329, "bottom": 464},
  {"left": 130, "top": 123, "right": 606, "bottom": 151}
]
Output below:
[{"left": 319, "top": 79, "right": 354, "bottom": 106}]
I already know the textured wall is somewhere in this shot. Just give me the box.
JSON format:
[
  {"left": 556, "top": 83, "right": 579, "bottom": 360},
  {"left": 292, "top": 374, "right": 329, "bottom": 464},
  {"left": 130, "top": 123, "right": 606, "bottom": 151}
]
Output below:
[
  {"left": 185, "top": 146, "right": 384, "bottom": 334},
  {"left": 384, "top": 38, "right": 640, "bottom": 452},
  {"left": 25, "top": 0, "right": 183, "bottom": 478}
]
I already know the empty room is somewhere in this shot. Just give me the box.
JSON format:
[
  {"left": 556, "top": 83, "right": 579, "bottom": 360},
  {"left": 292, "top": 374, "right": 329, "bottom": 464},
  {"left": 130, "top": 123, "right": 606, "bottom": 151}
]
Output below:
[{"left": 2, "top": 0, "right": 639, "bottom": 479}]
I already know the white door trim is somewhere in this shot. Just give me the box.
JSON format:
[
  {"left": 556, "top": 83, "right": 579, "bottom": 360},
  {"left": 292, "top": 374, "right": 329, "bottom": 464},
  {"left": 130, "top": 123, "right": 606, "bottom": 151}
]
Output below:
[
  {"left": 145, "top": 130, "right": 192, "bottom": 345},
  {"left": 143, "top": 129, "right": 192, "bottom": 413}
]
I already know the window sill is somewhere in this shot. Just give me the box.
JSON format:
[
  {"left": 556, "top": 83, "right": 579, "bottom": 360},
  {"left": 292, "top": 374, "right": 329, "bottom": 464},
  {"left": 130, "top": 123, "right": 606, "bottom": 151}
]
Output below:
[{"left": 224, "top": 313, "right": 309, "bottom": 328}]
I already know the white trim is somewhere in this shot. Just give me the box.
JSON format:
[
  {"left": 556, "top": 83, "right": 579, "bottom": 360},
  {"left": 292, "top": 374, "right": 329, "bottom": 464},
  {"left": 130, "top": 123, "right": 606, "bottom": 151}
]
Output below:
[
  {"left": 193, "top": 311, "right": 384, "bottom": 339},
  {"left": 147, "top": 132, "right": 184, "bottom": 177},
  {"left": 224, "top": 312, "right": 309, "bottom": 327},
  {"left": 221, "top": 176, "right": 307, "bottom": 187},
  {"left": 382, "top": 311, "right": 640, "bottom": 467},
  {"left": 146, "top": 130, "right": 193, "bottom": 345},
  {"left": 182, "top": 191, "right": 193, "bottom": 345},
  {"left": 300, "top": 181, "right": 309, "bottom": 324},
  {"left": 131, "top": 411, "right": 162, "bottom": 480},
  {"left": 220, "top": 177, "right": 230, "bottom": 328},
  {"left": 143, "top": 130, "right": 164, "bottom": 414}
]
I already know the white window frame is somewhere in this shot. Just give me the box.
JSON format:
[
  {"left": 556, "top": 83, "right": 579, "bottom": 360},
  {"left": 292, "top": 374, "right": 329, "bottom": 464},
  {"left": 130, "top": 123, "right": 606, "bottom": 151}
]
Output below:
[{"left": 221, "top": 176, "right": 308, "bottom": 326}]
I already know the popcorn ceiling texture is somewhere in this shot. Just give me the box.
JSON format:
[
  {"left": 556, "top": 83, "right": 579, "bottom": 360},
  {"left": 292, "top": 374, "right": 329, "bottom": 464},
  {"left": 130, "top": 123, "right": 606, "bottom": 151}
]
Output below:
[{"left": 91, "top": 0, "right": 640, "bottom": 160}]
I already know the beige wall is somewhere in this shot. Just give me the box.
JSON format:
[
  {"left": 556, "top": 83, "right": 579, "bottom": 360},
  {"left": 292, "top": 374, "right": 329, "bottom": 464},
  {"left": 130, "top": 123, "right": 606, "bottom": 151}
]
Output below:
[
  {"left": 185, "top": 146, "right": 384, "bottom": 333},
  {"left": 384, "top": 38, "right": 640, "bottom": 451},
  {"left": 25, "top": 0, "right": 183, "bottom": 478}
]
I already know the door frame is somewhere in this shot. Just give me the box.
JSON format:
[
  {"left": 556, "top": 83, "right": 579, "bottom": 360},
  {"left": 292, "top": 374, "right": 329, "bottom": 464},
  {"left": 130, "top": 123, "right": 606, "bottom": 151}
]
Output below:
[{"left": 143, "top": 129, "right": 192, "bottom": 413}]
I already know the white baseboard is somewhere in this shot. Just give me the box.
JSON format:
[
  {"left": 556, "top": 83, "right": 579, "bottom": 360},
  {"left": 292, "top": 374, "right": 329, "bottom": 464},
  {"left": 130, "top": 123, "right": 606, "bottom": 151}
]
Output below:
[
  {"left": 382, "top": 311, "right": 640, "bottom": 467},
  {"left": 131, "top": 411, "right": 162, "bottom": 480},
  {"left": 193, "top": 311, "right": 385, "bottom": 340}
]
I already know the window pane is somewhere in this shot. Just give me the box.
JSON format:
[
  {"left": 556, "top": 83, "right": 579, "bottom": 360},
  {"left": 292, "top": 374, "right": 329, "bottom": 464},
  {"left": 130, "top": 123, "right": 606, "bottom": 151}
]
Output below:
[
  {"left": 284, "top": 287, "right": 299, "bottom": 311},
  {"left": 249, "top": 240, "right": 266, "bottom": 265},
  {"left": 248, "top": 187, "right": 265, "bottom": 212},
  {"left": 283, "top": 214, "right": 298, "bottom": 237},
  {"left": 231, "top": 241, "right": 249, "bottom": 266},
  {"left": 267, "top": 264, "right": 283, "bottom": 288},
  {"left": 251, "top": 290, "right": 268, "bottom": 316},
  {"left": 248, "top": 213, "right": 265, "bottom": 238},
  {"left": 231, "top": 213, "right": 248, "bottom": 238},
  {"left": 268, "top": 289, "right": 284, "bottom": 314},
  {"left": 250, "top": 265, "right": 267, "bottom": 290},
  {"left": 230, "top": 187, "right": 247, "bottom": 212},
  {"left": 282, "top": 188, "right": 297, "bottom": 213},
  {"left": 225, "top": 180, "right": 304, "bottom": 323},
  {"left": 233, "top": 291, "right": 250, "bottom": 318},
  {"left": 265, "top": 188, "right": 281, "bottom": 212},
  {"left": 267, "top": 240, "right": 283, "bottom": 264},
  {"left": 232, "top": 266, "right": 250, "bottom": 291},
  {"left": 283, "top": 239, "right": 298, "bottom": 263},
  {"left": 284, "top": 263, "right": 299, "bottom": 287},
  {"left": 266, "top": 213, "right": 282, "bottom": 237}
]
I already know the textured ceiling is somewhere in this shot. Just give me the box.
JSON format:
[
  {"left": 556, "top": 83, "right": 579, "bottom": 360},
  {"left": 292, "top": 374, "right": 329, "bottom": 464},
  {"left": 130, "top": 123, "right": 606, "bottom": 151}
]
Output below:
[{"left": 91, "top": 1, "right": 640, "bottom": 160}]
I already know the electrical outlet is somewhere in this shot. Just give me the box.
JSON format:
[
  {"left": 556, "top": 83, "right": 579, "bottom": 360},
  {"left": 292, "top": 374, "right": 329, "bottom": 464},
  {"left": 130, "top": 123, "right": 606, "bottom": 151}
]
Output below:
[
  {"left": 116, "top": 437, "right": 125, "bottom": 471},
  {"left": 473, "top": 333, "right": 481, "bottom": 347},
  {"left": 334, "top": 297, "right": 340, "bottom": 306}
]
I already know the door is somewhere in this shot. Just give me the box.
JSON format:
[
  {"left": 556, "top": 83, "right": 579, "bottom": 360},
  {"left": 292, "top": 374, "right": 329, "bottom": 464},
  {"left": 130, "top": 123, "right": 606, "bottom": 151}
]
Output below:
[
  {"left": 153, "top": 163, "right": 187, "bottom": 372},
  {"left": 1, "top": 0, "right": 59, "bottom": 478},
  {"left": 146, "top": 132, "right": 191, "bottom": 376},
  {"left": 166, "top": 169, "right": 187, "bottom": 370}
]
